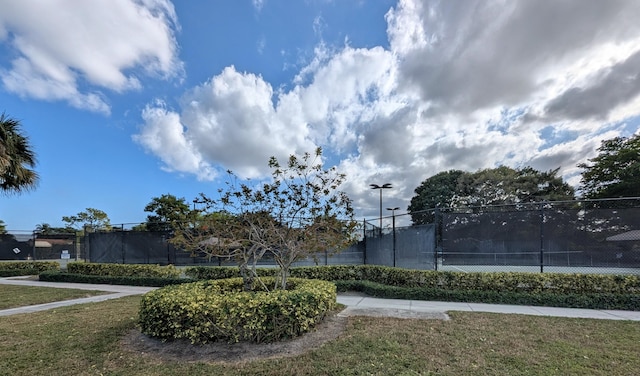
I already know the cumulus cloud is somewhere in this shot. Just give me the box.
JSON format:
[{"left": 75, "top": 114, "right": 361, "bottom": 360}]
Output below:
[
  {"left": 135, "top": 47, "right": 401, "bottom": 180},
  {"left": 133, "top": 102, "right": 215, "bottom": 180},
  {"left": 0, "top": 0, "right": 182, "bottom": 114},
  {"left": 136, "top": 0, "right": 640, "bottom": 218}
]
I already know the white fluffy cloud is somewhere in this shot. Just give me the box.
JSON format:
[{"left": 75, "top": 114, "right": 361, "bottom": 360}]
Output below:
[
  {"left": 0, "top": 0, "right": 182, "bottom": 114},
  {"left": 136, "top": 0, "right": 640, "bottom": 217}
]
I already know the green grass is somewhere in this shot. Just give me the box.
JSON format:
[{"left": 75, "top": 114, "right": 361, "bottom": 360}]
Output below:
[
  {"left": 0, "top": 295, "right": 639, "bottom": 375},
  {"left": 0, "top": 285, "right": 108, "bottom": 310}
]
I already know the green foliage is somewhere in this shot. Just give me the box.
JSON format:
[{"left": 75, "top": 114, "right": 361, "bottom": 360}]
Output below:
[
  {"left": 188, "top": 264, "right": 639, "bottom": 296},
  {"left": 38, "top": 270, "right": 185, "bottom": 286},
  {"left": 0, "top": 261, "right": 59, "bottom": 277},
  {"left": 579, "top": 134, "right": 640, "bottom": 198},
  {"left": 408, "top": 170, "right": 466, "bottom": 224},
  {"left": 138, "top": 277, "right": 337, "bottom": 344},
  {"left": 34, "top": 223, "right": 76, "bottom": 234},
  {"left": 66, "top": 262, "right": 180, "bottom": 278},
  {"left": 143, "top": 193, "right": 192, "bottom": 232},
  {"left": 409, "top": 166, "right": 575, "bottom": 225},
  {"left": 0, "top": 112, "right": 38, "bottom": 194},
  {"left": 62, "top": 208, "right": 111, "bottom": 232},
  {"left": 172, "top": 148, "right": 358, "bottom": 290},
  {"left": 333, "top": 280, "right": 640, "bottom": 310},
  {"left": 184, "top": 265, "right": 276, "bottom": 280}
]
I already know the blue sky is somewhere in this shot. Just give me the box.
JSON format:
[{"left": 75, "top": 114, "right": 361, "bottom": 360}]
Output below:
[{"left": 1, "top": 0, "right": 639, "bottom": 232}]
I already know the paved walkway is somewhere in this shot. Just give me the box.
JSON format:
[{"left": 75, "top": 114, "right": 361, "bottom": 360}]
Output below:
[{"left": 2, "top": 277, "right": 640, "bottom": 321}]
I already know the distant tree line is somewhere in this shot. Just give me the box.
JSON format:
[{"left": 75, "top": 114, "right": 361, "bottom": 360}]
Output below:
[{"left": 408, "top": 133, "right": 640, "bottom": 225}]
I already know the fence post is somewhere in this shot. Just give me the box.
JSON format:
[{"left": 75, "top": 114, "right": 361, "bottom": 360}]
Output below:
[
  {"left": 119, "top": 224, "right": 125, "bottom": 264},
  {"left": 539, "top": 203, "right": 545, "bottom": 273},
  {"left": 31, "top": 231, "right": 37, "bottom": 261},
  {"left": 434, "top": 208, "right": 440, "bottom": 271},
  {"left": 392, "top": 214, "right": 396, "bottom": 267},
  {"left": 83, "top": 225, "right": 89, "bottom": 262},
  {"left": 362, "top": 218, "right": 367, "bottom": 265}
]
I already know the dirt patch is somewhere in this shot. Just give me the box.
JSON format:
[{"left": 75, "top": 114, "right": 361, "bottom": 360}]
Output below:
[{"left": 120, "top": 312, "right": 348, "bottom": 364}]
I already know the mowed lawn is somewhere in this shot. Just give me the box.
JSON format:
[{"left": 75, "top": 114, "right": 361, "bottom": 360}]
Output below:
[
  {"left": 0, "top": 285, "right": 108, "bottom": 310},
  {"left": 0, "top": 293, "right": 639, "bottom": 376}
]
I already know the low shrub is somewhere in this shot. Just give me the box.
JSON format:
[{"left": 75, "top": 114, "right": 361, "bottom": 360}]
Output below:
[
  {"left": 38, "top": 270, "right": 186, "bottom": 287},
  {"left": 0, "top": 261, "right": 59, "bottom": 277},
  {"left": 191, "top": 265, "right": 640, "bottom": 295},
  {"left": 183, "top": 266, "right": 279, "bottom": 280},
  {"left": 139, "top": 277, "right": 337, "bottom": 344},
  {"left": 67, "top": 262, "right": 180, "bottom": 278},
  {"left": 334, "top": 280, "right": 640, "bottom": 310}
]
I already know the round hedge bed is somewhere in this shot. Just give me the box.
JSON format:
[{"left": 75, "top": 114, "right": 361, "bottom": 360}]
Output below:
[{"left": 138, "top": 277, "right": 337, "bottom": 344}]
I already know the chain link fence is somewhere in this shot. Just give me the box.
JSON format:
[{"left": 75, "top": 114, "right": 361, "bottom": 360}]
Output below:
[
  {"left": 0, "top": 232, "right": 78, "bottom": 262},
  {"left": 437, "top": 199, "right": 640, "bottom": 274},
  {"left": 2, "top": 198, "right": 638, "bottom": 274}
]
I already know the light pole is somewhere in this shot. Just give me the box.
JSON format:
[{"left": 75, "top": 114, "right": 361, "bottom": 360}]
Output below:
[
  {"left": 370, "top": 183, "right": 392, "bottom": 236},
  {"left": 387, "top": 207, "right": 400, "bottom": 267},
  {"left": 192, "top": 198, "right": 204, "bottom": 211}
]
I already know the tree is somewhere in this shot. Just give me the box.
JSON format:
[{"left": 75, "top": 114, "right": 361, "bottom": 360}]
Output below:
[
  {"left": 578, "top": 134, "right": 640, "bottom": 199},
  {"left": 62, "top": 208, "right": 111, "bottom": 232},
  {"left": 0, "top": 112, "right": 38, "bottom": 194},
  {"left": 452, "top": 166, "right": 574, "bottom": 207},
  {"left": 0, "top": 220, "right": 6, "bottom": 235},
  {"left": 409, "top": 166, "right": 575, "bottom": 225},
  {"left": 171, "top": 148, "right": 358, "bottom": 290},
  {"left": 408, "top": 170, "right": 467, "bottom": 224},
  {"left": 34, "top": 223, "right": 76, "bottom": 235},
  {"left": 143, "top": 194, "right": 192, "bottom": 232}
]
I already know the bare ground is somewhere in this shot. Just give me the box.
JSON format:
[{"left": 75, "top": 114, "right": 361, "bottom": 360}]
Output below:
[{"left": 120, "top": 312, "right": 349, "bottom": 365}]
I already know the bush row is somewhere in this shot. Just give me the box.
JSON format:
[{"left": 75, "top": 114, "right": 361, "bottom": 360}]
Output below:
[
  {"left": 185, "top": 266, "right": 276, "bottom": 280},
  {"left": 138, "top": 277, "right": 337, "bottom": 344},
  {"left": 67, "top": 262, "right": 181, "bottom": 278},
  {"left": 185, "top": 264, "right": 640, "bottom": 295},
  {"left": 334, "top": 280, "right": 640, "bottom": 311},
  {"left": 38, "top": 270, "right": 185, "bottom": 287},
  {"left": 0, "top": 261, "right": 59, "bottom": 277},
  {"left": 42, "top": 263, "right": 639, "bottom": 310}
]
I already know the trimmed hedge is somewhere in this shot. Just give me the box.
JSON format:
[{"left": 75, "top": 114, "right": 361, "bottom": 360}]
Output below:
[
  {"left": 67, "top": 262, "right": 180, "bottom": 278},
  {"left": 186, "top": 264, "right": 640, "bottom": 295},
  {"left": 0, "top": 261, "right": 59, "bottom": 277},
  {"left": 334, "top": 280, "right": 640, "bottom": 311},
  {"left": 38, "top": 263, "right": 640, "bottom": 310},
  {"left": 38, "top": 270, "right": 186, "bottom": 287},
  {"left": 139, "top": 277, "right": 337, "bottom": 344},
  {"left": 183, "top": 265, "right": 640, "bottom": 310},
  {"left": 184, "top": 266, "right": 278, "bottom": 280}
]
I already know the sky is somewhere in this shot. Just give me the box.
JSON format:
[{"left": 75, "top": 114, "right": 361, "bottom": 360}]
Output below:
[{"left": 1, "top": 0, "right": 640, "bottom": 232}]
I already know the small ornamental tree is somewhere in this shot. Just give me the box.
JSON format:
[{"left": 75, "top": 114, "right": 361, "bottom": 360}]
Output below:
[{"left": 171, "top": 148, "right": 358, "bottom": 290}]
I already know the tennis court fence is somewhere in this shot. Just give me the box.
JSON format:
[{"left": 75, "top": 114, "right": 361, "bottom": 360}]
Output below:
[{"left": 2, "top": 198, "right": 639, "bottom": 274}]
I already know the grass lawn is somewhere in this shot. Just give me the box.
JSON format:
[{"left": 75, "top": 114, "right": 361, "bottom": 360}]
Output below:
[
  {"left": 0, "top": 285, "right": 108, "bottom": 310},
  {"left": 0, "top": 295, "right": 639, "bottom": 375}
]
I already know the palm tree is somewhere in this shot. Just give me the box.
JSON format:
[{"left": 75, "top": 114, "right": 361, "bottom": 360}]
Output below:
[{"left": 0, "top": 112, "right": 38, "bottom": 194}]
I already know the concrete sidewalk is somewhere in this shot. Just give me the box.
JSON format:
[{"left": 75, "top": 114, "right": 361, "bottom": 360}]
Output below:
[
  {"left": 337, "top": 294, "right": 640, "bottom": 321},
  {"left": 0, "top": 277, "right": 156, "bottom": 317},
  {"left": 2, "top": 277, "right": 640, "bottom": 321}
]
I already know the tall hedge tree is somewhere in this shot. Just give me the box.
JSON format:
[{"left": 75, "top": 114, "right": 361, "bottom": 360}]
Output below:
[
  {"left": 578, "top": 134, "right": 640, "bottom": 198},
  {"left": 409, "top": 166, "right": 575, "bottom": 225},
  {"left": 143, "top": 194, "right": 191, "bottom": 232},
  {"left": 408, "top": 170, "right": 467, "bottom": 224},
  {"left": 0, "top": 112, "right": 38, "bottom": 194}
]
